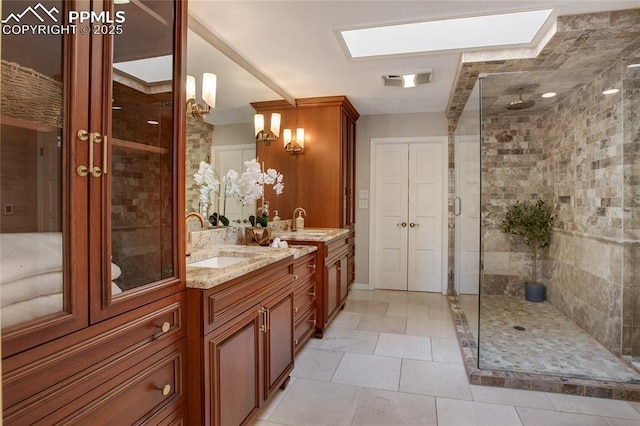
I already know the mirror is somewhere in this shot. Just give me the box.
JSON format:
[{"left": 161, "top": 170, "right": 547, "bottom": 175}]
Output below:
[{"left": 186, "top": 23, "right": 285, "bottom": 225}]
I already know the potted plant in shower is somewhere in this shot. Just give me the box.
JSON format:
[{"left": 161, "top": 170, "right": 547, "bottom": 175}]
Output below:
[{"left": 501, "top": 199, "right": 555, "bottom": 302}]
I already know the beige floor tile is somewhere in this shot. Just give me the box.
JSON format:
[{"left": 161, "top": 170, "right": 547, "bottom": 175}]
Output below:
[
  {"left": 517, "top": 407, "right": 608, "bottom": 426},
  {"left": 291, "top": 347, "right": 344, "bottom": 382},
  {"left": 348, "top": 289, "right": 374, "bottom": 301},
  {"left": 470, "top": 385, "right": 554, "bottom": 410},
  {"left": 331, "top": 311, "right": 364, "bottom": 329},
  {"left": 399, "top": 359, "right": 472, "bottom": 400},
  {"left": 406, "top": 317, "right": 456, "bottom": 338},
  {"left": 374, "top": 332, "right": 432, "bottom": 361},
  {"left": 427, "top": 305, "right": 452, "bottom": 320},
  {"left": 251, "top": 421, "right": 286, "bottom": 426},
  {"left": 546, "top": 393, "right": 640, "bottom": 420},
  {"left": 437, "top": 397, "right": 523, "bottom": 426},
  {"left": 332, "top": 352, "right": 402, "bottom": 391},
  {"left": 603, "top": 418, "right": 640, "bottom": 426},
  {"left": 268, "top": 378, "right": 361, "bottom": 426},
  {"left": 319, "top": 327, "right": 380, "bottom": 354},
  {"left": 257, "top": 376, "right": 298, "bottom": 420},
  {"left": 372, "top": 289, "right": 410, "bottom": 304},
  {"left": 409, "top": 292, "right": 449, "bottom": 307},
  {"left": 357, "top": 315, "right": 407, "bottom": 334},
  {"left": 386, "top": 303, "right": 430, "bottom": 319},
  {"left": 343, "top": 300, "right": 390, "bottom": 315},
  {"left": 352, "top": 388, "right": 437, "bottom": 426},
  {"left": 431, "top": 337, "right": 463, "bottom": 364}
]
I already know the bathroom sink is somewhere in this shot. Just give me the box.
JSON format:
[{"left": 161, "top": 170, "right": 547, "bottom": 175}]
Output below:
[{"left": 189, "top": 256, "right": 248, "bottom": 268}]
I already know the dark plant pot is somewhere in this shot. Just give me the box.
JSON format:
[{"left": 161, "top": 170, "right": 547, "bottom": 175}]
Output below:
[{"left": 525, "top": 282, "right": 546, "bottom": 302}]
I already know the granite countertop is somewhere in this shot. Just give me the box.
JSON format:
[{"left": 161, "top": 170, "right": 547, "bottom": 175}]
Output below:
[
  {"left": 186, "top": 244, "right": 317, "bottom": 290},
  {"left": 271, "top": 227, "right": 349, "bottom": 242}
]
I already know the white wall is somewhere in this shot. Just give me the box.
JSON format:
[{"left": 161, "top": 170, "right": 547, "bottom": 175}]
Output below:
[
  {"left": 354, "top": 112, "right": 448, "bottom": 287},
  {"left": 212, "top": 122, "right": 254, "bottom": 147}
]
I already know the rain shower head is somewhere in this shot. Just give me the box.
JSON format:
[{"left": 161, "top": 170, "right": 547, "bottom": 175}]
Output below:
[{"left": 506, "top": 88, "right": 535, "bottom": 110}]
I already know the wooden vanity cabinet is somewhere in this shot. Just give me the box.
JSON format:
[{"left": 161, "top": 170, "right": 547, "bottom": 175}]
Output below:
[
  {"left": 293, "top": 235, "right": 349, "bottom": 337},
  {"left": 293, "top": 252, "right": 318, "bottom": 352},
  {"left": 1, "top": 1, "right": 188, "bottom": 423},
  {"left": 186, "top": 257, "right": 295, "bottom": 426}
]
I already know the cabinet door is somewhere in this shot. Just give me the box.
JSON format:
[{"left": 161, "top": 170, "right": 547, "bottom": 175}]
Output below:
[
  {"left": 325, "top": 258, "right": 340, "bottom": 323},
  {"left": 1, "top": 0, "right": 91, "bottom": 356},
  {"left": 339, "top": 253, "right": 349, "bottom": 304},
  {"left": 207, "top": 304, "right": 262, "bottom": 426},
  {"left": 263, "top": 288, "right": 294, "bottom": 399},
  {"left": 89, "top": 0, "right": 187, "bottom": 322}
]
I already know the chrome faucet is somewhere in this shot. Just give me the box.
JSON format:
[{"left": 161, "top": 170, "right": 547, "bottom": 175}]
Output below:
[
  {"left": 185, "top": 212, "right": 206, "bottom": 256},
  {"left": 291, "top": 207, "right": 307, "bottom": 231}
]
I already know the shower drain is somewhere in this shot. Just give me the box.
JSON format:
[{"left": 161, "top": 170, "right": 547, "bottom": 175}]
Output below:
[{"left": 513, "top": 326, "right": 526, "bottom": 331}]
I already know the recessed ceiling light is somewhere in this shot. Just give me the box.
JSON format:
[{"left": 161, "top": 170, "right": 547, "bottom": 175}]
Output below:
[
  {"left": 627, "top": 63, "right": 640, "bottom": 68},
  {"left": 339, "top": 9, "right": 553, "bottom": 58},
  {"left": 112, "top": 106, "right": 122, "bottom": 110},
  {"left": 541, "top": 92, "right": 556, "bottom": 98},
  {"left": 147, "top": 120, "right": 159, "bottom": 125},
  {"left": 114, "top": 0, "right": 130, "bottom": 4},
  {"left": 602, "top": 89, "right": 619, "bottom": 95}
]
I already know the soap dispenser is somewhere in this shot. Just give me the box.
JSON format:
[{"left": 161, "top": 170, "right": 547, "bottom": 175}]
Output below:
[
  {"left": 272, "top": 210, "right": 281, "bottom": 222},
  {"left": 296, "top": 211, "right": 305, "bottom": 230}
]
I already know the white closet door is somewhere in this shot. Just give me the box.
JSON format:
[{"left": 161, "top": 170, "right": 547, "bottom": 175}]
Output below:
[
  {"left": 408, "top": 142, "right": 443, "bottom": 292},
  {"left": 213, "top": 145, "right": 255, "bottom": 223},
  {"left": 373, "top": 144, "right": 409, "bottom": 290}
]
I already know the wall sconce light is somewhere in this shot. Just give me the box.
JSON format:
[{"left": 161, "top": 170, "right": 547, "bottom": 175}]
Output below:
[
  {"left": 254, "top": 113, "right": 281, "bottom": 145},
  {"left": 284, "top": 128, "right": 304, "bottom": 155},
  {"left": 186, "top": 73, "right": 216, "bottom": 121}
]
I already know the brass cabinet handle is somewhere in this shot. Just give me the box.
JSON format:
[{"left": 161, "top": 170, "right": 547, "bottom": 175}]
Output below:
[
  {"left": 76, "top": 130, "right": 104, "bottom": 177},
  {"left": 162, "top": 384, "right": 171, "bottom": 396},
  {"left": 293, "top": 274, "right": 298, "bottom": 280},
  {"left": 161, "top": 321, "right": 171, "bottom": 333},
  {"left": 409, "top": 222, "right": 420, "bottom": 228},
  {"left": 294, "top": 339, "right": 299, "bottom": 346},
  {"left": 307, "top": 264, "right": 316, "bottom": 270},
  {"left": 397, "top": 222, "right": 407, "bottom": 228},
  {"left": 306, "top": 292, "right": 316, "bottom": 298},
  {"left": 294, "top": 307, "right": 299, "bottom": 314}
]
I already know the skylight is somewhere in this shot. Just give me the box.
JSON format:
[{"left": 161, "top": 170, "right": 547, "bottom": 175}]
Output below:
[
  {"left": 340, "top": 9, "right": 553, "bottom": 59},
  {"left": 113, "top": 55, "right": 173, "bottom": 84}
]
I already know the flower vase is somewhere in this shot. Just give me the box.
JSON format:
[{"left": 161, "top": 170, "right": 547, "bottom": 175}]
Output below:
[
  {"left": 199, "top": 202, "right": 209, "bottom": 218},
  {"left": 249, "top": 227, "right": 271, "bottom": 246}
]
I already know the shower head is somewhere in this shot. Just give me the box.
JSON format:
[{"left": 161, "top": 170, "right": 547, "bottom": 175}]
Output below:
[{"left": 506, "top": 88, "right": 535, "bottom": 111}]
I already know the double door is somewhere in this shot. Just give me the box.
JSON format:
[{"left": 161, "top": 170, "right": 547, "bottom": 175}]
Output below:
[
  {"left": 1, "top": 0, "right": 185, "bottom": 356},
  {"left": 372, "top": 139, "right": 446, "bottom": 292}
]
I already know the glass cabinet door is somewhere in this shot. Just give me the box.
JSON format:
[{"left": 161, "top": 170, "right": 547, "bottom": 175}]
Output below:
[
  {"left": 1, "top": 0, "right": 90, "bottom": 355},
  {"left": 89, "top": 0, "right": 183, "bottom": 322}
]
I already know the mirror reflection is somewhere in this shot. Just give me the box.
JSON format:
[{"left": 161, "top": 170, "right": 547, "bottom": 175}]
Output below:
[{"left": 186, "top": 26, "right": 284, "bottom": 225}]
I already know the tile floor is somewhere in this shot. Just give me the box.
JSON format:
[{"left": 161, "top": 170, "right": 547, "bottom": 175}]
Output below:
[
  {"left": 250, "top": 290, "right": 640, "bottom": 426},
  {"left": 478, "top": 295, "right": 640, "bottom": 382}
]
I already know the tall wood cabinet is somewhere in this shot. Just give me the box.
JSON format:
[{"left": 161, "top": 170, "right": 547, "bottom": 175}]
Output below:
[{"left": 1, "top": 1, "right": 188, "bottom": 423}]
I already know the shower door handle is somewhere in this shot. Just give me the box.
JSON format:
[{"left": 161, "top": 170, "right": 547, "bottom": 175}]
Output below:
[{"left": 454, "top": 196, "right": 462, "bottom": 216}]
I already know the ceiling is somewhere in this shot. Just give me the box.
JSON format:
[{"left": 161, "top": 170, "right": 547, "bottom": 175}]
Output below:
[{"left": 187, "top": 1, "right": 639, "bottom": 125}]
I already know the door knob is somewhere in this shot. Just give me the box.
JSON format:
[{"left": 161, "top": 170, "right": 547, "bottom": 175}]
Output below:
[
  {"left": 409, "top": 222, "right": 420, "bottom": 228},
  {"left": 397, "top": 222, "right": 407, "bottom": 228}
]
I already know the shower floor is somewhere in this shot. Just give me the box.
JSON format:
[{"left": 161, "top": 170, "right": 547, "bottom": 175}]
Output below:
[{"left": 478, "top": 295, "right": 640, "bottom": 383}]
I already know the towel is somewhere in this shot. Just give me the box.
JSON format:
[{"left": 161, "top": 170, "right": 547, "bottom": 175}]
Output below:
[
  {"left": 1, "top": 272, "right": 62, "bottom": 307},
  {"left": 0, "top": 233, "right": 63, "bottom": 283},
  {"left": 1, "top": 293, "right": 63, "bottom": 328}
]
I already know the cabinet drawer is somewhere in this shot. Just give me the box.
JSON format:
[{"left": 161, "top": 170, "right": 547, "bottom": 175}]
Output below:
[
  {"left": 55, "top": 339, "right": 186, "bottom": 425},
  {"left": 199, "top": 260, "right": 293, "bottom": 335},
  {"left": 293, "top": 253, "right": 317, "bottom": 282},
  {"left": 294, "top": 307, "right": 316, "bottom": 352},
  {"left": 293, "top": 279, "right": 316, "bottom": 320},
  {"left": 3, "top": 293, "right": 185, "bottom": 422},
  {"left": 326, "top": 236, "right": 348, "bottom": 261}
]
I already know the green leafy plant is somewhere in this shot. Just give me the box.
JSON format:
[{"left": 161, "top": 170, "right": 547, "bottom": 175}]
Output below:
[{"left": 501, "top": 199, "right": 555, "bottom": 283}]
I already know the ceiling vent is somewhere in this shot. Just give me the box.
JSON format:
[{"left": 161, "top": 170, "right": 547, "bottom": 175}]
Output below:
[{"left": 382, "top": 71, "right": 432, "bottom": 88}]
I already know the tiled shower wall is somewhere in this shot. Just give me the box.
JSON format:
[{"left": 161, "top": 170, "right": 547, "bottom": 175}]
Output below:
[
  {"left": 481, "top": 61, "right": 636, "bottom": 355},
  {"left": 186, "top": 117, "right": 214, "bottom": 215},
  {"left": 481, "top": 115, "right": 549, "bottom": 296}
]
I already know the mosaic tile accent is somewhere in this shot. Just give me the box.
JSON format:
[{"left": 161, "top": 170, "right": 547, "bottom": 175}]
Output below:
[{"left": 449, "top": 294, "right": 640, "bottom": 401}]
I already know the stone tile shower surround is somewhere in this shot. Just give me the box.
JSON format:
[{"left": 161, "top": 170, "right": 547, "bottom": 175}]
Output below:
[
  {"left": 186, "top": 116, "right": 214, "bottom": 214},
  {"left": 447, "top": 9, "right": 640, "bottom": 355}
]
